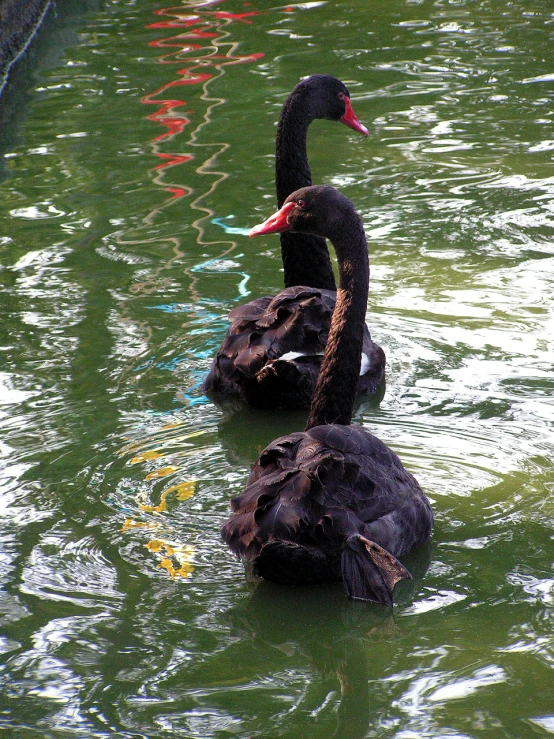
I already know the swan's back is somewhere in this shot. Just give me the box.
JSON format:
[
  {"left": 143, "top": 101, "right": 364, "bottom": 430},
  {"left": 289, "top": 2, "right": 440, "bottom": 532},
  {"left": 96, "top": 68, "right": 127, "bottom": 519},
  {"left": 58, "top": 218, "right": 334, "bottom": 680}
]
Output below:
[
  {"left": 203, "top": 286, "right": 334, "bottom": 407},
  {"left": 203, "top": 287, "right": 385, "bottom": 408},
  {"left": 221, "top": 425, "right": 432, "bottom": 581}
]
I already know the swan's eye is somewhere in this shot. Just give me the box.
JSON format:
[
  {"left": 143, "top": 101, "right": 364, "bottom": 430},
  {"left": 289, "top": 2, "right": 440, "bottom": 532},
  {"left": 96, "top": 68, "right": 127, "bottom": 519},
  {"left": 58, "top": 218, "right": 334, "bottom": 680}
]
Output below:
[
  {"left": 338, "top": 92, "right": 346, "bottom": 101},
  {"left": 297, "top": 199, "right": 306, "bottom": 209}
]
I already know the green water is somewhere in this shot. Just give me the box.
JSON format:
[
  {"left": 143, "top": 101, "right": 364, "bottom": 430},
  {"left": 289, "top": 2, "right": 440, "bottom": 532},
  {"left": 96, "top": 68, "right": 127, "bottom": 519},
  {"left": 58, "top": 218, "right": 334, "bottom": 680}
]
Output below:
[{"left": 0, "top": 0, "right": 553, "bottom": 736}]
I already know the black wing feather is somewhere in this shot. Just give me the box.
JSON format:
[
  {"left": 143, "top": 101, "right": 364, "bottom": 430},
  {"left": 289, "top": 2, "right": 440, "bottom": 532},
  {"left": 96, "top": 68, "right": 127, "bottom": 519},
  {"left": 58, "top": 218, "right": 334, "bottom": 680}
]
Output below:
[
  {"left": 222, "top": 424, "right": 433, "bottom": 603},
  {"left": 204, "top": 286, "right": 385, "bottom": 409}
]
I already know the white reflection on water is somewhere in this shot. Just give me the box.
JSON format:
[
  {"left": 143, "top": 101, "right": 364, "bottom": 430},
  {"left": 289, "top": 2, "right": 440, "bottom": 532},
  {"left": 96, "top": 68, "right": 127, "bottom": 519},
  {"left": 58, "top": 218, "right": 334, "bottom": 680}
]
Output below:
[
  {"left": 507, "top": 572, "right": 554, "bottom": 607},
  {"left": 401, "top": 590, "right": 467, "bottom": 615},
  {"left": 391, "top": 660, "right": 508, "bottom": 737},
  {"left": 20, "top": 531, "right": 122, "bottom": 607},
  {"left": 10, "top": 203, "right": 66, "bottom": 219},
  {"left": 528, "top": 716, "right": 554, "bottom": 734},
  {"left": 428, "top": 665, "right": 506, "bottom": 702},
  {"left": 0, "top": 373, "right": 39, "bottom": 406}
]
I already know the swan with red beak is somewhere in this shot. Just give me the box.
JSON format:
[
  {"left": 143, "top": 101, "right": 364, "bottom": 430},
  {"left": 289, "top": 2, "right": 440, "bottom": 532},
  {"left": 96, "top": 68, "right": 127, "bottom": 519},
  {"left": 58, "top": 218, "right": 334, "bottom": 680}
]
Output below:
[
  {"left": 223, "top": 186, "right": 433, "bottom": 604},
  {"left": 203, "top": 75, "right": 384, "bottom": 410}
]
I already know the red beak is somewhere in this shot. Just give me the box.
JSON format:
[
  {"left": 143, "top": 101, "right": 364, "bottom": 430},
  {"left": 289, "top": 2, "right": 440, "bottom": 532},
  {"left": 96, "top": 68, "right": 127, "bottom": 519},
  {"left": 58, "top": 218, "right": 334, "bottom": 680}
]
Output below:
[
  {"left": 249, "top": 201, "right": 296, "bottom": 237},
  {"left": 340, "top": 97, "right": 369, "bottom": 136}
]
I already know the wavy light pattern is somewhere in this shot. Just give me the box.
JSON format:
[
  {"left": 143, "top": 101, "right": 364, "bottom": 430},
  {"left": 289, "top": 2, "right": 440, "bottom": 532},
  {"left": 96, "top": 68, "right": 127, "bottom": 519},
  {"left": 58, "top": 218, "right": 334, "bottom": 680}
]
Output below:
[
  {"left": 117, "top": 3, "right": 265, "bottom": 565},
  {"left": 141, "top": 3, "right": 263, "bottom": 243}
]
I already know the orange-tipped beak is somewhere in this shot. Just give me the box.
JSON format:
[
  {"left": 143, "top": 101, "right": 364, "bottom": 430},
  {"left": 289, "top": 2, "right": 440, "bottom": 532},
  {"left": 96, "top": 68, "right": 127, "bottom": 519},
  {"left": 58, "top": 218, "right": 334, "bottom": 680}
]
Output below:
[
  {"left": 340, "top": 97, "right": 369, "bottom": 136},
  {"left": 249, "top": 201, "right": 296, "bottom": 237}
]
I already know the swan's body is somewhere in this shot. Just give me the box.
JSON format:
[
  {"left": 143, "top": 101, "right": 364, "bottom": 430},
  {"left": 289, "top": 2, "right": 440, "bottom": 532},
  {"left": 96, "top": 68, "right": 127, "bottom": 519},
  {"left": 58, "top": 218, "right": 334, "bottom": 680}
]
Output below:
[
  {"left": 223, "top": 425, "right": 431, "bottom": 603},
  {"left": 203, "top": 75, "right": 385, "bottom": 409},
  {"left": 222, "top": 186, "right": 433, "bottom": 604},
  {"left": 208, "top": 285, "right": 385, "bottom": 408}
]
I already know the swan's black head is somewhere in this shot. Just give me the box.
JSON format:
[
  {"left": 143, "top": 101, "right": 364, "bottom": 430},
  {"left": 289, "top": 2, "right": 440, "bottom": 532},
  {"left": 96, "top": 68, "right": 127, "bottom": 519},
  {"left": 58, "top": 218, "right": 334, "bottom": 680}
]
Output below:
[
  {"left": 250, "top": 185, "right": 358, "bottom": 241},
  {"left": 291, "top": 75, "right": 368, "bottom": 136}
]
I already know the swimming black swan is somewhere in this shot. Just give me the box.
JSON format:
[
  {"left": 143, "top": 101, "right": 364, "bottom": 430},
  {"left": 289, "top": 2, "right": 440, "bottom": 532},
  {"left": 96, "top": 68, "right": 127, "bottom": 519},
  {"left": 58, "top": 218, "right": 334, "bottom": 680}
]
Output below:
[
  {"left": 221, "top": 185, "right": 433, "bottom": 604},
  {"left": 203, "top": 75, "right": 385, "bottom": 409}
]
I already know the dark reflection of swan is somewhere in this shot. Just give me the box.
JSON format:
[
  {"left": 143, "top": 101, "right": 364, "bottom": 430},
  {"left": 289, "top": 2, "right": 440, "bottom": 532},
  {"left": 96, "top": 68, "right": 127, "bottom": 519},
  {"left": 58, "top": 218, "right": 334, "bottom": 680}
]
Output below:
[
  {"left": 216, "top": 404, "right": 308, "bottom": 466},
  {"left": 214, "top": 390, "right": 387, "bottom": 469},
  {"left": 229, "top": 586, "right": 383, "bottom": 739},
  {"left": 181, "top": 543, "right": 432, "bottom": 739}
]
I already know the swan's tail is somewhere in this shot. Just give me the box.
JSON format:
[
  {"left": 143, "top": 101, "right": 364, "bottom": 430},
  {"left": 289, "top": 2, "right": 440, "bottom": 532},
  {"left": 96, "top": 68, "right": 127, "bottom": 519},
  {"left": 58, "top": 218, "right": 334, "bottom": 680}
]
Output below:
[{"left": 341, "top": 535, "right": 412, "bottom": 605}]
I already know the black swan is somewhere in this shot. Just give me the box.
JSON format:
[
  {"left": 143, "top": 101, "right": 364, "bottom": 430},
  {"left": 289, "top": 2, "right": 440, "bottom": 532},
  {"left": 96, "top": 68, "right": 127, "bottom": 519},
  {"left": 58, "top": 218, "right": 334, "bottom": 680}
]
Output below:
[
  {"left": 203, "top": 75, "right": 385, "bottom": 409},
  {"left": 221, "top": 185, "right": 433, "bottom": 604}
]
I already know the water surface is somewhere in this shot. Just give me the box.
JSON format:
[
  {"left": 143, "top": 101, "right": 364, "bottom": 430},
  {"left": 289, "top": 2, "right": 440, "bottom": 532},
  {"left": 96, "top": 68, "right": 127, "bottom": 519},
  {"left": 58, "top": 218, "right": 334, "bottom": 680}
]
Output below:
[{"left": 0, "top": 1, "right": 553, "bottom": 737}]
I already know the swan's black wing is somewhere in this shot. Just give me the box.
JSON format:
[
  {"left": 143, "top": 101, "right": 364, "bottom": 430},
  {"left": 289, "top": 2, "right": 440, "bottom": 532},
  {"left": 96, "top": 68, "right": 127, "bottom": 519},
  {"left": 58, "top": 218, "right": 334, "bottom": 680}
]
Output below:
[
  {"left": 221, "top": 425, "right": 433, "bottom": 603},
  {"left": 204, "top": 287, "right": 385, "bottom": 409}
]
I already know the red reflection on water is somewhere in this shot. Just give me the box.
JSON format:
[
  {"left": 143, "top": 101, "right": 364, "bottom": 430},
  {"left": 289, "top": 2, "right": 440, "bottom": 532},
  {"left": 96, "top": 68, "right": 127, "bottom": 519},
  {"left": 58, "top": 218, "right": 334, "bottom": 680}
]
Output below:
[
  {"left": 213, "top": 11, "right": 258, "bottom": 22},
  {"left": 152, "top": 152, "right": 194, "bottom": 171},
  {"left": 141, "top": 2, "right": 263, "bottom": 208}
]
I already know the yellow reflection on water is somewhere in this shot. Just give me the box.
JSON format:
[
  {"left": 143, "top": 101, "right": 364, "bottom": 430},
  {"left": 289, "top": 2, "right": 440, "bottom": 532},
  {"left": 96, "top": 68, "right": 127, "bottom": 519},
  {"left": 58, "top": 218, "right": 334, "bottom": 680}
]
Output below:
[
  {"left": 145, "top": 465, "right": 178, "bottom": 481},
  {"left": 118, "top": 428, "right": 210, "bottom": 459},
  {"left": 130, "top": 450, "right": 164, "bottom": 464},
  {"left": 121, "top": 518, "right": 162, "bottom": 531},
  {"left": 163, "top": 480, "right": 197, "bottom": 501},
  {"left": 146, "top": 539, "right": 196, "bottom": 579},
  {"left": 139, "top": 480, "right": 197, "bottom": 513}
]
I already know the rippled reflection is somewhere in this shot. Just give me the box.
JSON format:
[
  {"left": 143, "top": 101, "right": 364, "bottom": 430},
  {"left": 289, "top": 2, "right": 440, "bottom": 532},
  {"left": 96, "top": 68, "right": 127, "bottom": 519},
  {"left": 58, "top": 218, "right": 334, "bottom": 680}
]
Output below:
[{"left": 0, "top": 0, "right": 553, "bottom": 736}]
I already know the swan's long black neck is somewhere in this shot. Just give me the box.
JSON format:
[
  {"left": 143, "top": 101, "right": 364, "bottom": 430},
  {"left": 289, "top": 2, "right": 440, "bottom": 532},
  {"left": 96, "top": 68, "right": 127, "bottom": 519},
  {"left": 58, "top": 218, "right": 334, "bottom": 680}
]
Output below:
[
  {"left": 276, "top": 93, "right": 336, "bottom": 291},
  {"left": 305, "top": 214, "right": 369, "bottom": 430}
]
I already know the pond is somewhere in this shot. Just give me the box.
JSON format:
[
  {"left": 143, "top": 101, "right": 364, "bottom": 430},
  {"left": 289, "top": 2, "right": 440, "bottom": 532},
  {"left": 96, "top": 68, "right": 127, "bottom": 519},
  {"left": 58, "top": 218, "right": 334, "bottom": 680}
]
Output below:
[{"left": 0, "top": 0, "right": 553, "bottom": 737}]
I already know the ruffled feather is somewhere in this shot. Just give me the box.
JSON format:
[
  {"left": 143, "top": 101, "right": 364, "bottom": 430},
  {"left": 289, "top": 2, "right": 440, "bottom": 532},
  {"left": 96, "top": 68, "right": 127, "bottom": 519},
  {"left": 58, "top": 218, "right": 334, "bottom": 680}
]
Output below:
[
  {"left": 204, "top": 286, "right": 385, "bottom": 409},
  {"left": 222, "top": 424, "right": 433, "bottom": 603}
]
